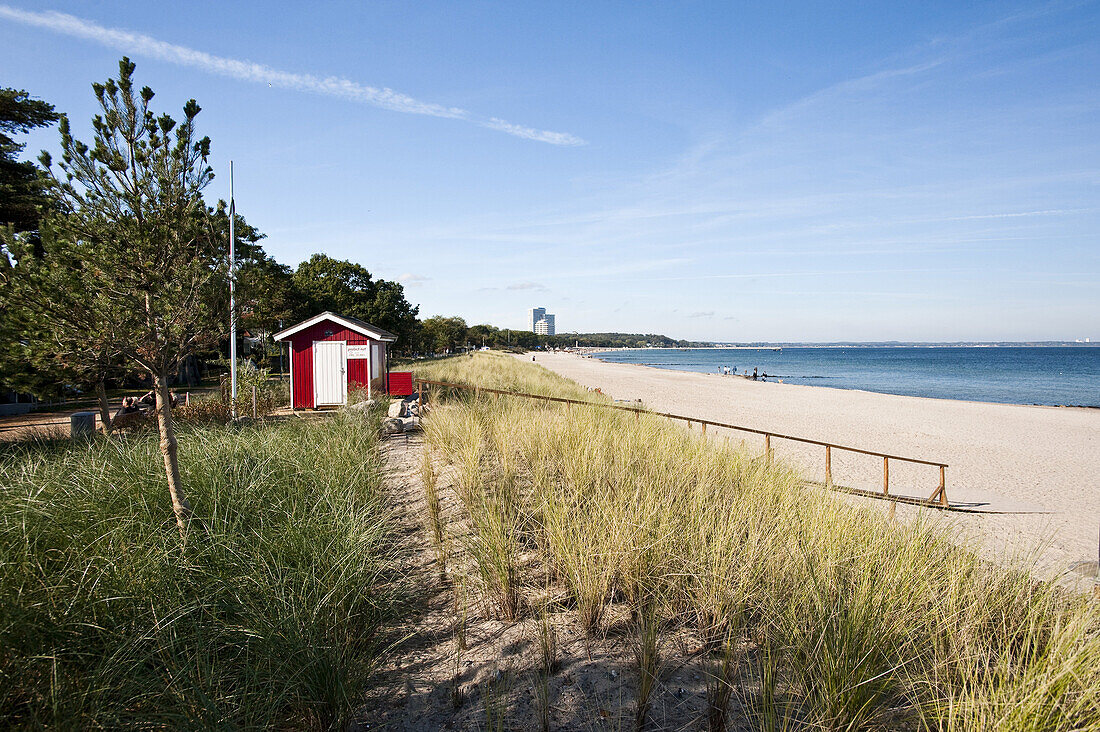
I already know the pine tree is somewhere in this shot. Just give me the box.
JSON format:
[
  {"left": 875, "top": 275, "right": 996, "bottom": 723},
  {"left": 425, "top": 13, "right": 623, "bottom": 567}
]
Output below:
[{"left": 34, "top": 58, "right": 224, "bottom": 537}]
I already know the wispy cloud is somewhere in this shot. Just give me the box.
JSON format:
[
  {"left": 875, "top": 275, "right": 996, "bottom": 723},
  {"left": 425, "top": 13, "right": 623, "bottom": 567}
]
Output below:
[
  {"left": 505, "top": 281, "right": 547, "bottom": 291},
  {"left": 749, "top": 58, "right": 950, "bottom": 135},
  {"left": 688, "top": 311, "right": 715, "bottom": 318},
  {"left": 480, "top": 118, "right": 583, "bottom": 147},
  {"left": 398, "top": 273, "right": 431, "bottom": 287},
  {"left": 640, "top": 267, "right": 953, "bottom": 283},
  {"left": 0, "top": 5, "right": 585, "bottom": 146},
  {"left": 938, "top": 208, "right": 1091, "bottom": 222}
]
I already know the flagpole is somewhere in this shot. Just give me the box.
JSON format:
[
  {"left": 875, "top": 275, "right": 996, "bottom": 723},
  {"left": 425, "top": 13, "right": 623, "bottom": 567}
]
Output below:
[{"left": 229, "top": 161, "right": 238, "bottom": 419}]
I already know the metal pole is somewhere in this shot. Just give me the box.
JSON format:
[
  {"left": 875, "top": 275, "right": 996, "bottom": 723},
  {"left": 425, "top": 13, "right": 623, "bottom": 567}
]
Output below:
[{"left": 229, "top": 161, "right": 238, "bottom": 419}]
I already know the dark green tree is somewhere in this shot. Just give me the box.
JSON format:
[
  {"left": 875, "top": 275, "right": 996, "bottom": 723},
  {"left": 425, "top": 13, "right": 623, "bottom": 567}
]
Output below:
[
  {"left": 32, "top": 58, "right": 222, "bottom": 536},
  {"left": 0, "top": 220, "right": 136, "bottom": 427},
  {"left": 292, "top": 253, "right": 373, "bottom": 315},
  {"left": 0, "top": 88, "right": 62, "bottom": 397},
  {"left": 420, "top": 315, "right": 468, "bottom": 354},
  {"left": 199, "top": 201, "right": 296, "bottom": 365},
  {"left": 467, "top": 323, "right": 495, "bottom": 348},
  {"left": 292, "top": 253, "right": 420, "bottom": 351},
  {"left": 239, "top": 254, "right": 298, "bottom": 356},
  {"left": 365, "top": 278, "right": 420, "bottom": 350},
  {"left": 0, "top": 87, "right": 59, "bottom": 235}
]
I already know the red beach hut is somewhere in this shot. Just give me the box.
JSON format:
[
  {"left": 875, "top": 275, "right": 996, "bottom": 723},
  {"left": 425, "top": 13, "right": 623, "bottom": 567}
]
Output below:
[{"left": 273, "top": 312, "right": 397, "bottom": 409}]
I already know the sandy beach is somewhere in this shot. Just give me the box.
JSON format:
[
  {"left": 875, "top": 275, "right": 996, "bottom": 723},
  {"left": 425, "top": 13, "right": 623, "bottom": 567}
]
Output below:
[{"left": 524, "top": 352, "right": 1100, "bottom": 587}]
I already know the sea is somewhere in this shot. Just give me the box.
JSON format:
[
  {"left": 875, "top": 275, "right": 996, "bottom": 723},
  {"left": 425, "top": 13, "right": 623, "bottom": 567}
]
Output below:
[{"left": 591, "top": 347, "right": 1100, "bottom": 407}]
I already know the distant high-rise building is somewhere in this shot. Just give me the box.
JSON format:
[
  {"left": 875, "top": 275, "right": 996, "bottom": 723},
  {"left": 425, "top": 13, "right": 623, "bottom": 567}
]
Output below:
[
  {"left": 529, "top": 307, "right": 556, "bottom": 336},
  {"left": 528, "top": 307, "right": 546, "bottom": 331},
  {"left": 534, "top": 314, "right": 555, "bottom": 335}
]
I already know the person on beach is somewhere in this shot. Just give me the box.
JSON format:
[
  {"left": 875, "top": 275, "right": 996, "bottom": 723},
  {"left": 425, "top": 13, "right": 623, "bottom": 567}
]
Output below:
[{"left": 753, "top": 367, "right": 758, "bottom": 380}]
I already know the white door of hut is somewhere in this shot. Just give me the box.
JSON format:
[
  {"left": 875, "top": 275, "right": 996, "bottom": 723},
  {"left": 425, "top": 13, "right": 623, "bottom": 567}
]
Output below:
[{"left": 313, "top": 341, "right": 347, "bottom": 406}]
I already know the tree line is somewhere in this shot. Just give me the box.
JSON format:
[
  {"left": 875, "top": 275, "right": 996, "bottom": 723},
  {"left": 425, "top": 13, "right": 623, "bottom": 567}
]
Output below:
[{"left": 420, "top": 318, "right": 702, "bottom": 353}]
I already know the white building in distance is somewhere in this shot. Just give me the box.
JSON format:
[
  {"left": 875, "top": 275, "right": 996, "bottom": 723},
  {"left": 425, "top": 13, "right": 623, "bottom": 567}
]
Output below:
[
  {"left": 528, "top": 307, "right": 556, "bottom": 335},
  {"left": 534, "top": 314, "right": 555, "bottom": 335}
]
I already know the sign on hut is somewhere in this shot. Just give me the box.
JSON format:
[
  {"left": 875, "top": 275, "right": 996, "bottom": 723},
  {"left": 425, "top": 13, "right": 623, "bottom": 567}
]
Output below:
[{"left": 273, "top": 312, "right": 397, "bottom": 409}]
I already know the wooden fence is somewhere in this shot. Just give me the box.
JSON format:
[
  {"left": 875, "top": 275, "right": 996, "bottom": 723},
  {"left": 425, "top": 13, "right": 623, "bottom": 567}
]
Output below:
[{"left": 414, "top": 377, "right": 950, "bottom": 508}]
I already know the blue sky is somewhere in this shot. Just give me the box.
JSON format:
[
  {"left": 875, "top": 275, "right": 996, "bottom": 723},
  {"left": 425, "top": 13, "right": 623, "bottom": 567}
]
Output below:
[{"left": 2, "top": 1, "right": 1098, "bottom": 341}]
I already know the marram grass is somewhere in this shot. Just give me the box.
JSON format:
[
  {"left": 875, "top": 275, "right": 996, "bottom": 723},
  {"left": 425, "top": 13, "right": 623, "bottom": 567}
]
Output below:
[
  {"left": 0, "top": 413, "right": 398, "bottom": 729},
  {"left": 417, "top": 352, "right": 1100, "bottom": 731}
]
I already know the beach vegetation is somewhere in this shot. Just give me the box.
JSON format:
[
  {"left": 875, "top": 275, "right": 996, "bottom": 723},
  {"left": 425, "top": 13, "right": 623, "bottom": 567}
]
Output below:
[
  {"left": 0, "top": 414, "right": 399, "bottom": 728},
  {"left": 414, "top": 351, "right": 1100, "bottom": 730}
]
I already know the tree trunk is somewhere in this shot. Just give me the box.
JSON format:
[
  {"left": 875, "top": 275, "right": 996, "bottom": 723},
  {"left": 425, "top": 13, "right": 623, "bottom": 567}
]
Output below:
[
  {"left": 95, "top": 379, "right": 113, "bottom": 434},
  {"left": 152, "top": 369, "right": 191, "bottom": 538}
]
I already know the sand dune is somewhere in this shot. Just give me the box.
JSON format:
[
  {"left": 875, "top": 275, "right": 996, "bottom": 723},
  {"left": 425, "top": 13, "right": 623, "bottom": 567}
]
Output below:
[{"left": 525, "top": 352, "right": 1100, "bottom": 588}]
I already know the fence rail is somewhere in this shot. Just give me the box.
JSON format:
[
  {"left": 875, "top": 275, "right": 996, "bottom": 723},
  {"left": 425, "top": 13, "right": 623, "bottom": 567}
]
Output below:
[{"left": 414, "top": 377, "right": 950, "bottom": 508}]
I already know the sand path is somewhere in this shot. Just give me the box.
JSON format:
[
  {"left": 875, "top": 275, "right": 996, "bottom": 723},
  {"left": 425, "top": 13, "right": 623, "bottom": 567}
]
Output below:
[
  {"left": 362, "top": 432, "right": 746, "bottom": 730},
  {"left": 525, "top": 352, "right": 1100, "bottom": 586}
]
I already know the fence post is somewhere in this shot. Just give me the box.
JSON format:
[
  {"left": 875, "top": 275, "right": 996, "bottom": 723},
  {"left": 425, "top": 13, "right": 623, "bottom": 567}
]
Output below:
[
  {"left": 825, "top": 445, "right": 832, "bottom": 488},
  {"left": 1094, "top": 522, "right": 1099, "bottom": 600},
  {"left": 764, "top": 434, "right": 772, "bottom": 466},
  {"left": 938, "top": 466, "right": 947, "bottom": 506},
  {"left": 185, "top": 391, "right": 190, "bottom": 406},
  {"left": 252, "top": 385, "right": 257, "bottom": 419},
  {"left": 701, "top": 422, "right": 706, "bottom": 434},
  {"left": 417, "top": 380, "right": 422, "bottom": 415},
  {"left": 883, "top": 457, "right": 889, "bottom": 496}
]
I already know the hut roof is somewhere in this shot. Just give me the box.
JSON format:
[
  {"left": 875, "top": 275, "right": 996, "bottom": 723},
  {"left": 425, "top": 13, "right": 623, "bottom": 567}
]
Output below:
[{"left": 272, "top": 311, "right": 398, "bottom": 342}]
